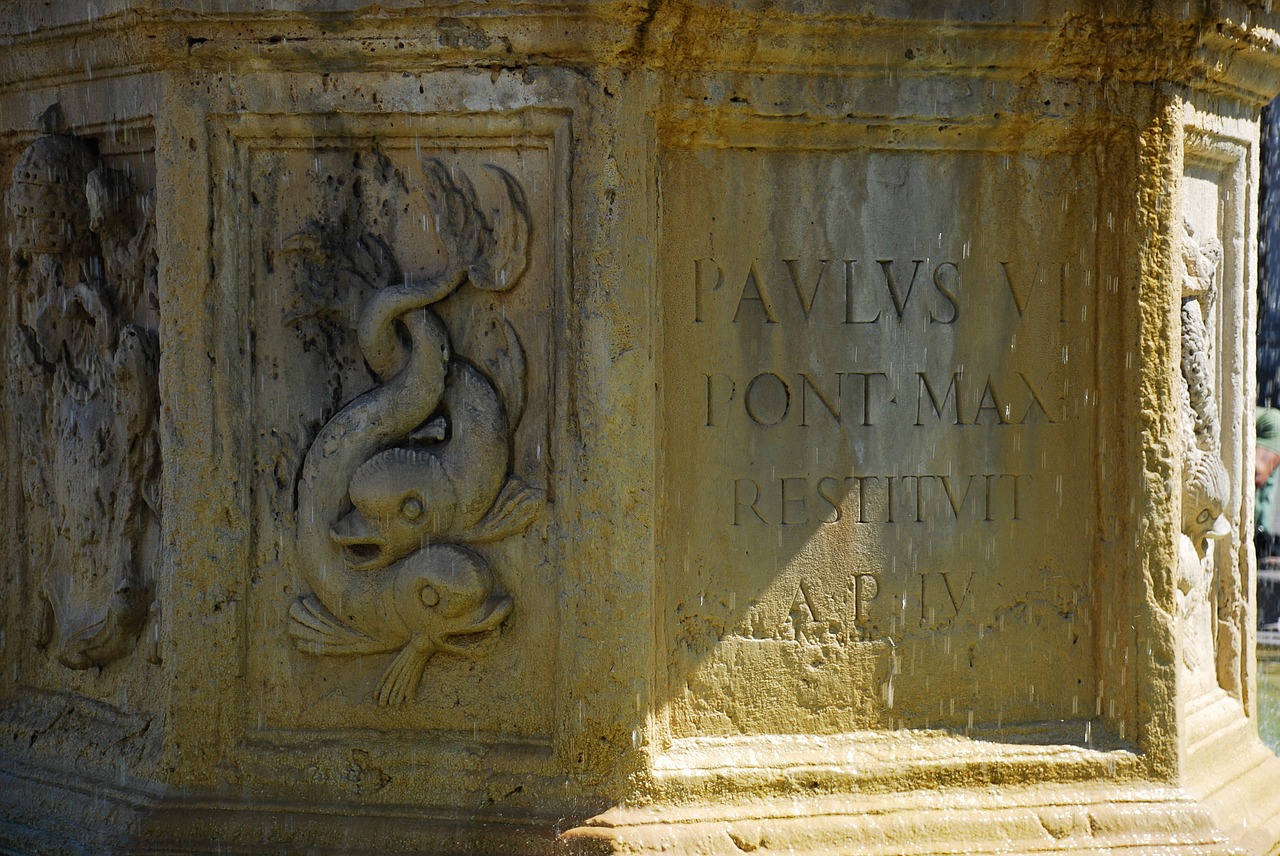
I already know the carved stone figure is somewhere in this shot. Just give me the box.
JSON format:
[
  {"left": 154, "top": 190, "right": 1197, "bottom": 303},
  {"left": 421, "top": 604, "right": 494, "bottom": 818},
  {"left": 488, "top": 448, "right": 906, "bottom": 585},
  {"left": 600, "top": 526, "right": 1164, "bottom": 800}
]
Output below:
[
  {"left": 5, "top": 121, "right": 161, "bottom": 670},
  {"left": 1176, "top": 218, "right": 1230, "bottom": 686},
  {"left": 288, "top": 157, "right": 542, "bottom": 706}
]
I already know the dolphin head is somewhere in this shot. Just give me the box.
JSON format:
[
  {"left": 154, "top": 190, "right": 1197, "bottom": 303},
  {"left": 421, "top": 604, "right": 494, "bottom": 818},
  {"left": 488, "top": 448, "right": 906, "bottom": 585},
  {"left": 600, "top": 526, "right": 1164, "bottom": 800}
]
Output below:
[
  {"left": 332, "top": 448, "right": 458, "bottom": 571},
  {"left": 391, "top": 545, "right": 512, "bottom": 656},
  {"left": 1182, "top": 448, "right": 1232, "bottom": 551}
]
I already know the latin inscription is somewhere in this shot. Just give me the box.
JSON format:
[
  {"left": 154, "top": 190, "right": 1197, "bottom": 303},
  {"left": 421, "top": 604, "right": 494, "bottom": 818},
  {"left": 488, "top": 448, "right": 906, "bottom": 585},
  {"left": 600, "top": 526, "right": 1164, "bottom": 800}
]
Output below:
[
  {"left": 731, "top": 473, "right": 1030, "bottom": 526},
  {"left": 729, "top": 568, "right": 983, "bottom": 644},
  {"left": 736, "top": 575, "right": 883, "bottom": 644},
  {"left": 661, "top": 150, "right": 1095, "bottom": 733},
  {"left": 688, "top": 253, "right": 1071, "bottom": 629},
  {"left": 693, "top": 256, "right": 1068, "bottom": 326},
  {"left": 705, "top": 370, "right": 1059, "bottom": 428}
]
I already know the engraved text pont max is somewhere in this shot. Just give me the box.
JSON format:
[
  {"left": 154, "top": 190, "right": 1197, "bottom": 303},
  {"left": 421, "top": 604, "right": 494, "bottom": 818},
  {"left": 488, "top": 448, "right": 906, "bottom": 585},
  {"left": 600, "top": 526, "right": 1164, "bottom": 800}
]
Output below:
[{"left": 691, "top": 252, "right": 1069, "bottom": 629}]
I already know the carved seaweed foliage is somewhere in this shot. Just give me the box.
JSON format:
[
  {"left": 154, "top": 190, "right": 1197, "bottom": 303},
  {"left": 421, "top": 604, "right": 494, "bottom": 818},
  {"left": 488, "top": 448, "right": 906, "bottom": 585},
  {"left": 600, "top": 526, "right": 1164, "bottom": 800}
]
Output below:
[{"left": 283, "top": 154, "right": 543, "bottom": 706}]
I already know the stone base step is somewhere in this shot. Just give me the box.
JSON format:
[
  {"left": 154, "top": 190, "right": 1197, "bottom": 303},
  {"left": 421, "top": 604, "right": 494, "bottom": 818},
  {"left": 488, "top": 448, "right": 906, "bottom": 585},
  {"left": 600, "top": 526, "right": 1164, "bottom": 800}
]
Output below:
[
  {"left": 562, "top": 782, "right": 1242, "bottom": 855},
  {"left": 7, "top": 743, "right": 1280, "bottom": 855}
]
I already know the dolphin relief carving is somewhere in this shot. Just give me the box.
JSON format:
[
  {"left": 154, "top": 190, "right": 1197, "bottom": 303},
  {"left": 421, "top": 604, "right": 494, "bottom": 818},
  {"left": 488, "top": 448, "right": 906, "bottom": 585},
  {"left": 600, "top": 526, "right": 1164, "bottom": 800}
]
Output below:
[
  {"left": 1178, "top": 218, "right": 1229, "bottom": 553},
  {"left": 1176, "top": 217, "right": 1233, "bottom": 686},
  {"left": 287, "top": 158, "right": 542, "bottom": 707}
]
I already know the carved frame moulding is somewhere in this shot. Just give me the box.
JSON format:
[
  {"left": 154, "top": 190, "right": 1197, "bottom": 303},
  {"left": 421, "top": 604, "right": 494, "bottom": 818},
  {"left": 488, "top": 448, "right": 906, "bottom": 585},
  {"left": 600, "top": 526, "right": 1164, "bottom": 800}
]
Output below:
[
  {"left": 653, "top": 106, "right": 1129, "bottom": 788},
  {"left": 1179, "top": 120, "right": 1256, "bottom": 746},
  {"left": 206, "top": 109, "right": 571, "bottom": 793},
  {"left": 0, "top": 112, "right": 165, "bottom": 758}
]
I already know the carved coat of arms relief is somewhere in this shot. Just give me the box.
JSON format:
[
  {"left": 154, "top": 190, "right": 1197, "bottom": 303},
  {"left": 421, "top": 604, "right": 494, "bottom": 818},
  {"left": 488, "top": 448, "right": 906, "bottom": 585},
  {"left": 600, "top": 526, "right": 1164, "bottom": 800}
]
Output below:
[{"left": 5, "top": 116, "right": 161, "bottom": 671}]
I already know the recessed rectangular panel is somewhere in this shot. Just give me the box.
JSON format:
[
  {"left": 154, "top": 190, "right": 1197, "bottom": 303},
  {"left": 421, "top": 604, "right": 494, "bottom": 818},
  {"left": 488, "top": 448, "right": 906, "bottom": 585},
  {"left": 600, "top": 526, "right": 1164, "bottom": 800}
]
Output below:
[
  {"left": 3, "top": 122, "right": 162, "bottom": 708},
  {"left": 1180, "top": 132, "right": 1250, "bottom": 716},
  {"left": 659, "top": 147, "right": 1096, "bottom": 737},
  {"left": 233, "top": 118, "right": 564, "bottom": 739}
]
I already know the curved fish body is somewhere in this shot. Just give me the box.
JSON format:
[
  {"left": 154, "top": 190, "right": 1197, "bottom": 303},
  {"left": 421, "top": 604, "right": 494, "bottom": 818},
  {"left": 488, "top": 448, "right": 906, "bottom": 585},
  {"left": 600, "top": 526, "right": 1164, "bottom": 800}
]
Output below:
[
  {"left": 294, "top": 306, "right": 450, "bottom": 634},
  {"left": 292, "top": 285, "right": 516, "bottom": 706},
  {"left": 289, "top": 544, "right": 513, "bottom": 705},
  {"left": 336, "top": 358, "right": 510, "bottom": 570}
]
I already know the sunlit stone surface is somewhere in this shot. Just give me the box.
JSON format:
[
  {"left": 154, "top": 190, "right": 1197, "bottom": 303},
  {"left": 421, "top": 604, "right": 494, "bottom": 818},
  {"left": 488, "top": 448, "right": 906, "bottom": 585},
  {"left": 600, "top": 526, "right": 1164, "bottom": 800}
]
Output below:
[{"left": 3, "top": 2, "right": 1280, "bottom": 853}]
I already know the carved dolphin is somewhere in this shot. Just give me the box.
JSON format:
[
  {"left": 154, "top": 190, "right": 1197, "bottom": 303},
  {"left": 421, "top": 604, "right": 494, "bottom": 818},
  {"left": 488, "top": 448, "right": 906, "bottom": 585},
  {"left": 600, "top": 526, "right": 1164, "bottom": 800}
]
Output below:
[
  {"left": 293, "top": 300, "right": 519, "bottom": 706},
  {"left": 289, "top": 544, "right": 513, "bottom": 707},
  {"left": 331, "top": 358, "right": 510, "bottom": 572},
  {"left": 1182, "top": 448, "right": 1232, "bottom": 549},
  {"left": 290, "top": 160, "right": 538, "bottom": 706}
]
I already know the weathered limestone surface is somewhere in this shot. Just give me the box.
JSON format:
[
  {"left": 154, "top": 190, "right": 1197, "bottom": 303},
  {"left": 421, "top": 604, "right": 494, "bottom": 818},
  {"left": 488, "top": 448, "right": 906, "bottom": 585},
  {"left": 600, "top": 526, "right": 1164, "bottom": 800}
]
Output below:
[{"left": 3, "top": 2, "right": 1280, "bottom": 854}]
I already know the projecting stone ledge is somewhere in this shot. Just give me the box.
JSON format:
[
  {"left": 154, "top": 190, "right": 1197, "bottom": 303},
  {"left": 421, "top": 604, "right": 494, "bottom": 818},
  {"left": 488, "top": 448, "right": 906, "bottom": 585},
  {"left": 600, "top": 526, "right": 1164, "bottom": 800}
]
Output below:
[{"left": 568, "top": 787, "right": 1239, "bottom": 856}]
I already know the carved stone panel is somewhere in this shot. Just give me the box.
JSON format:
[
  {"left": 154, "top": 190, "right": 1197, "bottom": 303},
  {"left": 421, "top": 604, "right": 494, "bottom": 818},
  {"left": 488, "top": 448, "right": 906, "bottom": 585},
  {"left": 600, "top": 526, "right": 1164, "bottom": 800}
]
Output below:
[
  {"left": 1179, "top": 130, "right": 1250, "bottom": 710},
  {"left": 659, "top": 146, "right": 1097, "bottom": 739},
  {"left": 236, "top": 115, "right": 563, "bottom": 738},
  {"left": 4, "top": 114, "right": 161, "bottom": 676}
]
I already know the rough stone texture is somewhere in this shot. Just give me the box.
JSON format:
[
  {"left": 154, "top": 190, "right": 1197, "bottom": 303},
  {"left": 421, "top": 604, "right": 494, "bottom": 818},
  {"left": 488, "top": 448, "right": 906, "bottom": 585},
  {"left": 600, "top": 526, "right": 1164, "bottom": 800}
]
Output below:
[{"left": 2, "top": 2, "right": 1280, "bottom": 854}]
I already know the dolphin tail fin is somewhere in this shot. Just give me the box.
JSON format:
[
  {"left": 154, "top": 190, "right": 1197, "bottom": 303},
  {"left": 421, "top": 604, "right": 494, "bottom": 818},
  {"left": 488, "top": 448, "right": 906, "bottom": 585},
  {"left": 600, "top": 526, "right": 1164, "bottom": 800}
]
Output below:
[
  {"left": 289, "top": 596, "right": 388, "bottom": 655},
  {"left": 468, "top": 476, "right": 544, "bottom": 543},
  {"left": 376, "top": 640, "right": 432, "bottom": 707}
]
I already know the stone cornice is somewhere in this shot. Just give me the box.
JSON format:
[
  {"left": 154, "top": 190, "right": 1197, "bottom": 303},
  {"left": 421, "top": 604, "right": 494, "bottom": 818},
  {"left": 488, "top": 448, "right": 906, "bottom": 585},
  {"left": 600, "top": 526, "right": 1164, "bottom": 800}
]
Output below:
[
  {"left": 0, "top": 4, "right": 645, "bottom": 92},
  {"left": 1, "top": 3, "right": 1279, "bottom": 104}
]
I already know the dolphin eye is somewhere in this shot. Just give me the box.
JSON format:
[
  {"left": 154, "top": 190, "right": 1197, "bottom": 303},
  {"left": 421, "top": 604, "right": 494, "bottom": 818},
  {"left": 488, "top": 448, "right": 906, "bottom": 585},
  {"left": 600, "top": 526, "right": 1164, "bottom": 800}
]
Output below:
[
  {"left": 419, "top": 584, "right": 440, "bottom": 608},
  {"left": 401, "top": 496, "right": 424, "bottom": 520}
]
